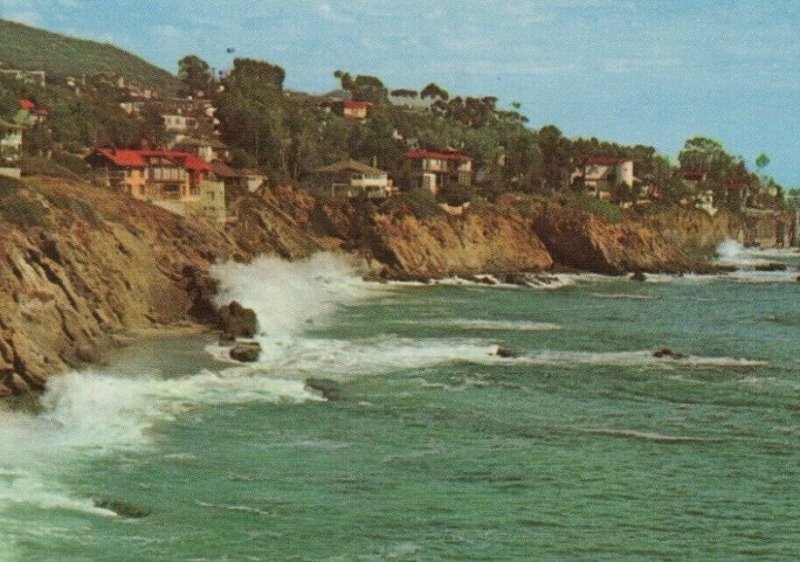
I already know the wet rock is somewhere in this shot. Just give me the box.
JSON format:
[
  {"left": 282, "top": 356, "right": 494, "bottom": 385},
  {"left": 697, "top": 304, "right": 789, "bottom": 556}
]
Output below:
[
  {"left": 218, "top": 301, "right": 258, "bottom": 340},
  {"left": 754, "top": 262, "right": 787, "bottom": 272},
  {"left": 492, "top": 346, "right": 519, "bottom": 358},
  {"left": 630, "top": 270, "right": 647, "bottom": 282},
  {"left": 94, "top": 498, "right": 151, "bottom": 518},
  {"left": 653, "top": 347, "right": 686, "bottom": 360},
  {"left": 500, "top": 272, "right": 530, "bottom": 286},
  {"left": 229, "top": 341, "right": 261, "bottom": 362},
  {"left": 305, "top": 377, "right": 344, "bottom": 401}
]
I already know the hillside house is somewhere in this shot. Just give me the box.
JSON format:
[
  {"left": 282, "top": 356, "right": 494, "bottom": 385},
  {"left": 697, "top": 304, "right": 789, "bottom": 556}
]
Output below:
[
  {"left": 314, "top": 159, "right": 395, "bottom": 198},
  {"left": 13, "top": 99, "right": 47, "bottom": 128},
  {"left": 85, "top": 148, "right": 225, "bottom": 220},
  {"left": 0, "top": 121, "right": 22, "bottom": 179},
  {"left": 0, "top": 69, "right": 46, "bottom": 87},
  {"left": 403, "top": 150, "right": 473, "bottom": 194},
  {"left": 323, "top": 99, "right": 371, "bottom": 120},
  {"left": 571, "top": 157, "right": 634, "bottom": 200},
  {"left": 162, "top": 113, "right": 198, "bottom": 134},
  {"left": 171, "top": 136, "right": 228, "bottom": 163}
]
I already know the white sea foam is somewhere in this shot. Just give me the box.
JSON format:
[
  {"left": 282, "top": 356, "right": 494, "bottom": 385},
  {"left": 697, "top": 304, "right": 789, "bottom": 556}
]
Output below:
[
  {"left": 395, "top": 319, "right": 562, "bottom": 331},
  {"left": 481, "top": 347, "right": 768, "bottom": 369}
]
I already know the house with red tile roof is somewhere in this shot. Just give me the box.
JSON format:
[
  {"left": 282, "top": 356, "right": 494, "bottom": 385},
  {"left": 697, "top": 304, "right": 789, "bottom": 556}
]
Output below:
[
  {"left": 403, "top": 149, "right": 473, "bottom": 194},
  {"left": 86, "top": 148, "right": 225, "bottom": 220}
]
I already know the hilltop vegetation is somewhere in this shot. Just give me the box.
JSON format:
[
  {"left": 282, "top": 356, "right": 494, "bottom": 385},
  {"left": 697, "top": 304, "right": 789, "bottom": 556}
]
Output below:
[
  {"left": 0, "top": 18, "right": 786, "bottom": 215},
  {"left": 0, "top": 19, "right": 178, "bottom": 90}
]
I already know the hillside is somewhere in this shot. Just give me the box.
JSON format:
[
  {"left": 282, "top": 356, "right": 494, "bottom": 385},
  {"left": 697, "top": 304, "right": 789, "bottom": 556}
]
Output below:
[{"left": 0, "top": 19, "right": 178, "bottom": 90}]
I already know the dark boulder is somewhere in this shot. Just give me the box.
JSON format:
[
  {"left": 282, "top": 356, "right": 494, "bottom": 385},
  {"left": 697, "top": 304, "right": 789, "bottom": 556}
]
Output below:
[
  {"left": 94, "top": 498, "right": 151, "bottom": 518},
  {"left": 305, "top": 377, "right": 344, "bottom": 401},
  {"left": 492, "top": 346, "right": 519, "bottom": 358},
  {"left": 630, "top": 270, "right": 647, "bottom": 282},
  {"left": 218, "top": 301, "right": 258, "bottom": 339},
  {"left": 229, "top": 341, "right": 261, "bottom": 363},
  {"left": 754, "top": 262, "right": 787, "bottom": 272},
  {"left": 653, "top": 347, "right": 686, "bottom": 360}
]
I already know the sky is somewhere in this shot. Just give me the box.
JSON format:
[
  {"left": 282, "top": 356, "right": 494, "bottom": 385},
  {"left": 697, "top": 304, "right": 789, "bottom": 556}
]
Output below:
[{"left": 2, "top": 0, "right": 799, "bottom": 185}]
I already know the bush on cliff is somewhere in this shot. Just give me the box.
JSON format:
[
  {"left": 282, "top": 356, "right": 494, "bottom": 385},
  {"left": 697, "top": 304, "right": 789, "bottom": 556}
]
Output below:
[
  {"left": 0, "top": 175, "right": 22, "bottom": 199},
  {"left": 567, "top": 195, "right": 623, "bottom": 223},
  {"left": 0, "top": 194, "right": 48, "bottom": 227},
  {"left": 404, "top": 188, "right": 442, "bottom": 220}
]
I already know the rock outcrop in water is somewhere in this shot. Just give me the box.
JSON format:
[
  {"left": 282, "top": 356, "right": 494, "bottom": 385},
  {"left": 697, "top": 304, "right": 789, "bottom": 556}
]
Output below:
[{"left": 0, "top": 176, "right": 785, "bottom": 396}]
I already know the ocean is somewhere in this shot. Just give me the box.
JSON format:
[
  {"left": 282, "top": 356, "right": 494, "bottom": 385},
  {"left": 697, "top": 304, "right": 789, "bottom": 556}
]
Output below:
[{"left": 1, "top": 244, "right": 799, "bottom": 561}]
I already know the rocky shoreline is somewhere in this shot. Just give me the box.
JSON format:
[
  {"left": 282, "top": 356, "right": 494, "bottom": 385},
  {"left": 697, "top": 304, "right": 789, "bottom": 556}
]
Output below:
[{"left": 0, "top": 177, "right": 787, "bottom": 397}]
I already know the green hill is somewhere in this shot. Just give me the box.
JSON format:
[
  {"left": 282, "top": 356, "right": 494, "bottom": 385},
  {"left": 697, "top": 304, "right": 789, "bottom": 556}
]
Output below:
[{"left": 0, "top": 19, "right": 178, "bottom": 90}]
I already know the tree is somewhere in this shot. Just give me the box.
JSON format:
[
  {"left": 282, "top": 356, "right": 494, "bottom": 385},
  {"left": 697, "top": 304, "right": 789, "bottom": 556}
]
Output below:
[
  {"left": 177, "top": 54, "right": 212, "bottom": 95},
  {"left": 755, "top": 152, "right": 770, "bottom": 172},
  {"left": 420, "top": 82, "right": 449, "bottom": 101},
  {"left": 224, "top": 58, "right": 285, "bottom": 93},
  {"left": 538, "top": 125, "right": 570, "bottom": 191}
]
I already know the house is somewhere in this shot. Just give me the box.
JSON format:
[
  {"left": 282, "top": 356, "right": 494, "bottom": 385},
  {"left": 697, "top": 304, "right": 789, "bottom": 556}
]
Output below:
[
  {"left": 403, "top": 150, "right": 473, "bottom": 194},
  {"left": 161, "top": 113, "right": 199, "bottom": 134},
  {"left": 85, "top": 148, "right": 225, "bottom": 220},
  {"left": 571, "top": 157, "right": 634, "bottom": 200},
  {"left": 171, "top": 136, "right": 228, "bottom": 163},
  {"left": 12, "top": 99, "right": 47, "bottom": 128},
  {"left": 328, "top": 100, "right": 370, "bottom": 120},
  {"left": 314, "top": 159, "right": 395, "bottom": 198},
  {"left": 0, "top": 121, "right": 22, "bottom": 180},
  {"left": 0, "top": 69, "right": 46, "bottom": 87}
]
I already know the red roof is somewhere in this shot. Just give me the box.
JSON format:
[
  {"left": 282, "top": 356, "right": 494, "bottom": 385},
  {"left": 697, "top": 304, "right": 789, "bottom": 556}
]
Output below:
[
  {"left": 343, "top": 100, "right": 370, "bottom": 109},
  {"left": 92, "top": 148, "right": 210, "bottom": 171},
  {"left": 405, "top": 150, "right": 471, "bottom": 161},
  {"left": 19, "top": 99, "right": 36, "bottom": 111},
  {"left": 725, "top": 182, "right": 746, "bottom": 191},
  {"left": 585, "top": 156, "right": 631, "bottom": 166},
  {"left": 683, "top": 170, "right": 706, "bottom": 180}
]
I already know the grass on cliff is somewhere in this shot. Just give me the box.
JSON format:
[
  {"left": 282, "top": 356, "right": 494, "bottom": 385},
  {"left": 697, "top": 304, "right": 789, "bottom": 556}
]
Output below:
[
  {"left": 0, "top": 193, "right": 48, "bottom": 227},
  {"left": 565, "top": 195, "right": 624, "bottom": 222}
]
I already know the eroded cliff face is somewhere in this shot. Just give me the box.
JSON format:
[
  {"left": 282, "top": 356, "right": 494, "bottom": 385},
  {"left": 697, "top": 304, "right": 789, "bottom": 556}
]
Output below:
[
  {"left": 0, "top": 178, "right": 323, "bottom": 397},
  {"left": 531, "top": 205, "right": 704, "bottom": 274},
  {"left": 0, "top": 177, "right": 777, "bottom": 396}
]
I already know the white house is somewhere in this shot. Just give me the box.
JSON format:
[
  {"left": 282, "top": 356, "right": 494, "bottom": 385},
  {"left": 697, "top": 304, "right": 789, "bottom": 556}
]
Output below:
[
  {"left": 314, "top": 159, "right": 395, "bottom": 198},
  {"left": 571, "top": 157, "right": 634, "bottom": 200},
  {"left": 0, "top": 121, "right": 22, "bottom": 179}
]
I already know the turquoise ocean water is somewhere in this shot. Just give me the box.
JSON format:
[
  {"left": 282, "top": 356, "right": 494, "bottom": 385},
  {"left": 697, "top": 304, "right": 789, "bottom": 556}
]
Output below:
[{"left": 1, "top": 244, "right": 799, "bottom": 561}]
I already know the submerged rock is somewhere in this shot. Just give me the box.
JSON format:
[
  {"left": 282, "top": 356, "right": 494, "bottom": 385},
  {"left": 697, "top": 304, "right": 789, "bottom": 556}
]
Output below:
[
  {"left": 94, "top": 498, "right": 151, "bottom": 518},
  {"left": 630, "top": 270, "right": 647, "bottom": 282},
  {"left": 653, "top": 347, "right": 686, "bottom": 360},
  {"left": 217, "top": 301, "right": 258, "bottom": 340},
  {"left": 229, "top": 341, "right": 261, "bottom": 362},
  {"left": 492, "top": 346, "right": 519, "bottom": 358},
  {"left": 754, "top": 262, "right": 787, "bottom": 272},
  {"left": 305, "top": 377, "right": 344, "bottom": 401}
]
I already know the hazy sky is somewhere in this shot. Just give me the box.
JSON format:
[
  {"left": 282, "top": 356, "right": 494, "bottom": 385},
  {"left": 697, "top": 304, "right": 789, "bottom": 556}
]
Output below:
[{"left": 2, "top": 0, "right": 799, "bottom": 185}]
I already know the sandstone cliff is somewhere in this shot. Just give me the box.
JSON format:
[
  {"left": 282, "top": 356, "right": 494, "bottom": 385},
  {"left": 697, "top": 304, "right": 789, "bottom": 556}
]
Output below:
[{"left": 0, "top": 177, "right": 781, "bottom": 396}]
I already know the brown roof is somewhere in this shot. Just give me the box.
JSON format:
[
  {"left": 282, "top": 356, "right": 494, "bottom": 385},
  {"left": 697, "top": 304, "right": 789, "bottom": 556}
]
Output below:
[
  {"left": 209, "top": 160, "right": 240, "bottom": 179},
  {"left": 314, "top": 159, "right": 386, "bottom": 175}
]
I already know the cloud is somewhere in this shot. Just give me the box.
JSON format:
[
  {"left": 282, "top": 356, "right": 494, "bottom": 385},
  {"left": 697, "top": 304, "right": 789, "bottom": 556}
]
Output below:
[{"left": 315, "top": 2, "right": 354, "bottom": 24}]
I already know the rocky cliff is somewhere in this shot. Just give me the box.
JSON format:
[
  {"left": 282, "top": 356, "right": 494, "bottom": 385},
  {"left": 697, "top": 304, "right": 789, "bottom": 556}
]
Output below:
[{"left": 0, "top": 177, "right": 780, "bottom": 396}]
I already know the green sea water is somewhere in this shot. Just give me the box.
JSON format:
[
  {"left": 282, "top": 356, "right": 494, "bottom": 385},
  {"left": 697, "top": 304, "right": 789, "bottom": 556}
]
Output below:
[{"left": 1, "top": 246, "right": 799, "bottom": 561}]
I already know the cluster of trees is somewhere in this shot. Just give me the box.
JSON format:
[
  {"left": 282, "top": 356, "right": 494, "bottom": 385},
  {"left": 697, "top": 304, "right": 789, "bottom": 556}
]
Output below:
[{"left": 0, "top": 46, "right": 785, "bottom": 212}]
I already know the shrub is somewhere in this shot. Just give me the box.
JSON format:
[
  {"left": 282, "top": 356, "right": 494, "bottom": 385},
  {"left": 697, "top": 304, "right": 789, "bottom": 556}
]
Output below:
[
  {"left": 568, "top": 195, "right": 623, "bottom": 222},
  {"left": 0, "top": 176, "right": 22, "bottom": 199},
  {"left": 405, "top": 188, "right": 442, "bottom": 220},
  {"left": 42, "top": 190, "right": 102, "bottom": 227},
  {"left": 0, "top": 195, "right": 48, "bottom": 227}
]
